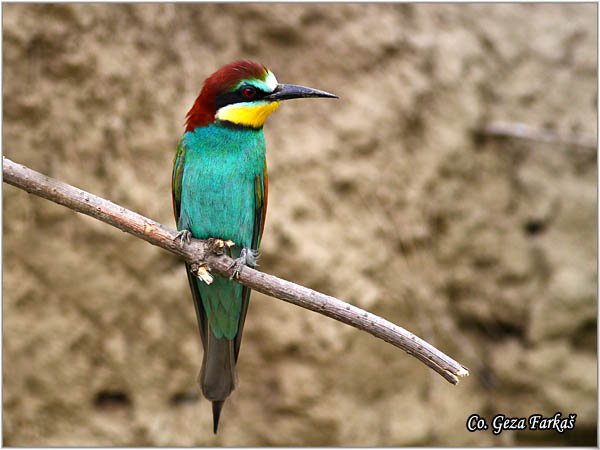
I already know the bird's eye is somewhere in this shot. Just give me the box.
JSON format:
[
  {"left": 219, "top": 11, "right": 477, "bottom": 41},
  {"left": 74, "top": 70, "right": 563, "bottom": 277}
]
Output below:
[{"left": 242, "top": 86, "right": 256, "bottom": 99}]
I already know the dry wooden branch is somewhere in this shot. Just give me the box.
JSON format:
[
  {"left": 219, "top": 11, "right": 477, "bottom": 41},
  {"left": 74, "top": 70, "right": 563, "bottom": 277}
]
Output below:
[
  {"left": 480, "top": 121, "right": 597, "bottom": 149},
  {"left": 3, "top": 156, "right": 469, "bottom": 384}
]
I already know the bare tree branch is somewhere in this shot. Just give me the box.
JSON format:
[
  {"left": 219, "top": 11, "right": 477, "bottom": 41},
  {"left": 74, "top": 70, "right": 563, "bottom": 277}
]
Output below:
[
  {"left": 3, "top": 156, "right": 469, "bottom": 384},
  {"left": 480, "top": 121, "right": 597, "bottom": 149}
]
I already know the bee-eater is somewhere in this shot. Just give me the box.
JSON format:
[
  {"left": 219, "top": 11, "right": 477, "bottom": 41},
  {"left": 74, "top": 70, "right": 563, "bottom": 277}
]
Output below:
[{"left": 172, "top": 60, "right": 337, "bottom": 433}]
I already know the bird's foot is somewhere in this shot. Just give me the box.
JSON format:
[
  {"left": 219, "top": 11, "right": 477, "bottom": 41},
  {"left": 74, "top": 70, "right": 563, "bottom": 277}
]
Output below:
[
  {"left": 228, "top": 247, "right": 259, "bottom": 280},
  {"left": 175, "top": 229, "right": 192, "bottom": 248}
]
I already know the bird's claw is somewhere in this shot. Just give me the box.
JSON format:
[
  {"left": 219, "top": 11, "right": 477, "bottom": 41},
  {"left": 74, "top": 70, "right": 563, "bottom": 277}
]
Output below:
[
  {"left": 175, "top": 229, "right": 192, "bottom": 248},
  {"left": 228, "top": 247, "right": 259, "bottom": 280},
  {"left": 244, "top": 248, "right": 260, "bottom": 268}
]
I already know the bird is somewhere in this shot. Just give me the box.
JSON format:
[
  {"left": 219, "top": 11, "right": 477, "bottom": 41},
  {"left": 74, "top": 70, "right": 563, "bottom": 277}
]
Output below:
[{"left": 172, "top": 60, "right": 337, "bottom": 433}]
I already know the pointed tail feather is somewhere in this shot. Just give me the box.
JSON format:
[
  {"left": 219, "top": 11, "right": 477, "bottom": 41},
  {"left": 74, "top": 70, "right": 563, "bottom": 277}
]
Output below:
[
  {"left": 199, "top": 330, "right": 237, "bottom": 432},
  {"left": 212, "top": 401, "right": 225, "bottom": 434}
]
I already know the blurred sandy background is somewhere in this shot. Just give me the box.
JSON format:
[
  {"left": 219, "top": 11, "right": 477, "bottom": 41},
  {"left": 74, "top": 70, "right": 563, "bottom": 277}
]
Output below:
[{"left": 2, "top": 3, "right": 597, "bottom": 446}]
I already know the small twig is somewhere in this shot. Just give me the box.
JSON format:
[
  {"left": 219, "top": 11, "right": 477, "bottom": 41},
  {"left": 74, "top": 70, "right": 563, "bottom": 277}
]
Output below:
[
  {"left": 480, "top": 121, "right": 597, "bottom": 149},
  {"left": 3, "top": 156, "right": 469, "bottom": 384}
]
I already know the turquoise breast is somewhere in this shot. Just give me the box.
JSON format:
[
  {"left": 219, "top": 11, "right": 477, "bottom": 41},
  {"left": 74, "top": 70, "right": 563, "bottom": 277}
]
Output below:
[{"left": 179, "top": 123, "right": 265, "bottom": 247}]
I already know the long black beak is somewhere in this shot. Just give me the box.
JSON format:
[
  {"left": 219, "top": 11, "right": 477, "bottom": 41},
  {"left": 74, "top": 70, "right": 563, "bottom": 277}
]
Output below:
[{"left": 265, "top": 84, "right": 338, "bottom": 101}]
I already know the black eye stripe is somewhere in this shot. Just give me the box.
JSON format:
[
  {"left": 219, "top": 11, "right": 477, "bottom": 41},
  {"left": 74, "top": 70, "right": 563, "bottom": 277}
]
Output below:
[{"left": 215, "top": 85, "right": 269, "bottom": 110}]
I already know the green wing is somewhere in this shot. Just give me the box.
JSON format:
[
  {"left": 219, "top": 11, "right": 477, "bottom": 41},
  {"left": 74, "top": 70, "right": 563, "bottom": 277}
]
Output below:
[
  {"left": 254, "top": 161, "right": 268, "bottom": 247},
  {"left": 172, "top": 138, "right": 186, "bottom": 224},
  {"left": 233, "top": 163, "right": 268, "bottom": 359},
  {"left": 172, "top": 138, "right": 208, "bottom": 345}
]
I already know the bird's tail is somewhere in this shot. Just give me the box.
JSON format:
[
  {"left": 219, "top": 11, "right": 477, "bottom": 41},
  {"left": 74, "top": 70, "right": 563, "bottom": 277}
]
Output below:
[{"left": 199, "top": 330, "right": 237, "bottom": 433}]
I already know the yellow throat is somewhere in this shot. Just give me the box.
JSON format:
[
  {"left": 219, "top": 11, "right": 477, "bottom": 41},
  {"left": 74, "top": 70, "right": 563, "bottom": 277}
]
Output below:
[{"left": 215, "top": 100, "right": 280, "bottom": 128}]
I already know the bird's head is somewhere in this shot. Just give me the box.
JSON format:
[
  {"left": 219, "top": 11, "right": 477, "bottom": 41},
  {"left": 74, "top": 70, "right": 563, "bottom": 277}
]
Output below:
[{"left": 185, "top": 60, "right": 337, "bottom": 131}]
